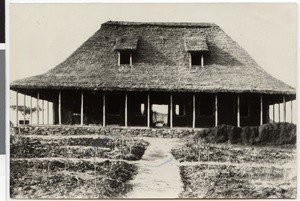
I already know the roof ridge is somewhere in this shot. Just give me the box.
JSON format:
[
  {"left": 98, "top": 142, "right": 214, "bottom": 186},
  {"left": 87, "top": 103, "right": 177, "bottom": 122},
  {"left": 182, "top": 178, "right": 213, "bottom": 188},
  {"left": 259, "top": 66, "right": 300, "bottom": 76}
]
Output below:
[{"left": 103, "top": 20, "right": 218, "bottom": 28}]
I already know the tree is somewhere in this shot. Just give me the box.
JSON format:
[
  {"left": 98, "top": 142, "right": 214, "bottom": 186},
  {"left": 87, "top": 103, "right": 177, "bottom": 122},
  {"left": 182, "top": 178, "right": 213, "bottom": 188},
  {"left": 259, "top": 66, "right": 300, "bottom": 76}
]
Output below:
[{"left": 10, "top": 105, "right": 43, "bottom": 116}]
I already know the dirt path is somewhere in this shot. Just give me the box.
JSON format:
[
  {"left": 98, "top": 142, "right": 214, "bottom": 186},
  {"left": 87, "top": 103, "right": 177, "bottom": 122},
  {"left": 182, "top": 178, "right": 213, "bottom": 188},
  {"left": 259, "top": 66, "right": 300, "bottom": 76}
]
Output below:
[{"left": 126, "top": 137, "right": 184, "bottom": 198}]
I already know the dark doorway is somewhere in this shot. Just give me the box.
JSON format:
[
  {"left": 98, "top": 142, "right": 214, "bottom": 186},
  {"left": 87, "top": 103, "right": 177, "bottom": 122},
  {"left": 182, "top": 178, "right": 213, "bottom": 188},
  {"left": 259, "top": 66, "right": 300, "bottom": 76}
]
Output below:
[
  {"left": 106, "top": 92, "right": 125, "bottom": 126},
  {"left": 173, "top": 93, "right": 193, "bottom": 127},
  {"left": 195, "top": 93, "right": 215, "bottom": 128},
  {"left": 128, "top": 92, "right": 148, "bottom": 127}
]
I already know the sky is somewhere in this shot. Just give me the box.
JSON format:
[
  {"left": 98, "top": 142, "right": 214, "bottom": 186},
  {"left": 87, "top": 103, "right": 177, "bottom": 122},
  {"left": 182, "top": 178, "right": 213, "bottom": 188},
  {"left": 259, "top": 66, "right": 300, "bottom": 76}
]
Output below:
[{"left": 10, "top": 3, "right": 297, "bottom": 88}]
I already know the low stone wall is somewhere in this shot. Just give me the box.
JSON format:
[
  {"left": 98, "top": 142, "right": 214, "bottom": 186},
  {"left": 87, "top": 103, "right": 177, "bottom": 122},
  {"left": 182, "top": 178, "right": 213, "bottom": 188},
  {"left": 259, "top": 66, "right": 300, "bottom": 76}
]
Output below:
[{"left": 12, "top": 126, "right": 202, "bottom": 138}]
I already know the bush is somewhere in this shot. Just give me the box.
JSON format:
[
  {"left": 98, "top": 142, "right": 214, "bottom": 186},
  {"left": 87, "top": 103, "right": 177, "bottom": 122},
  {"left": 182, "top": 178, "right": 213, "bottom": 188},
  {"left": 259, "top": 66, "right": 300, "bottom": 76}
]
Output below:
[
  {"left": 193, "top": 129, "right": 213, "bottom": 142},
  {"left": 193, "top": 125, "right": 241, "bottom": 144},
  {"left": 192, "top": 123, "right": 296, "bottom": 145},
  {"left": 258, "top": 123, "right": 296, "bottom": 145},
  {"left": 208, "top": 124, "right": 241, "bottom": 144},
  {"left": 214, "top": 125, "right": 229, "bottom": 143},
  {"left": 223, "top": 125, "right": 242, "bottom": 144},
  {"left": 240, "top": 126, "right": 259, "bottom": 145}
]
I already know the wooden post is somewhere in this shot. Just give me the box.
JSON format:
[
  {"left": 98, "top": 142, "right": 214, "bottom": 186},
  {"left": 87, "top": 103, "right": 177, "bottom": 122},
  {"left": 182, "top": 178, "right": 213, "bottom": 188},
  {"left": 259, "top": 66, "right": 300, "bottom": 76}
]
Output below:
[
  {"left": 215, "top": 94, "right": 218, "bottom": 127},
  {"left": 278, "top": 103, "right": 281, "bottom": 122},
  {"left": 37, "top": 92, "right": 40, "bottom": 125},
  {"left": 58, "top": 91, "right": 61, "bottom": 125},
  {"left": 23, "top": 94, "right": 26, "bottom": 125},
  {"left": 260, "top": 94, "right": 263, "bottom": 125},
  {"left": 52, "top": 98, "right": 56, "bottom": 125},
  {"left": 125, "top": 92, "right": 128, "bottom": 127},
  {"left": 130, "top": 53, "right": 132, "bottom": 67},
  {"left": 170, "top": 94, "right": 173, "bottom": 128},
  {"left": 192, "top": 94, "right": 195, "bottom": 129},
  {"left": 118, "top": 52, "right": 120, "bottom": 66},
  {"left": 273, "top": 104, "right": 275, "bottom": 123},
  {"left": 103, "top": 92, "right": 106, "bottom": 127},
  {"left": 47, "top": 101, "right": 49, "bottom": 125},
  {"left": 30, "top": 96, "right": 32, "bottom": 125},
  {"left": 201, "top": 54, "right": 204, "bottom": 67},
  {"left": 16, "top": 92, "right": 19, "bottom": 126},
  {"left": 237, "top": 95, "right": 240, "bottom": 127},
  {"left": 189, "top": 53, "right": 192, "bottom": 68},
  {"left": 147, "top": 94, "right": 150, "bottom": 128},
  {"left": 80, "top": 92, "right": 84, "bottom": 126},
  {"left": 283, "top": 96, "right": 286, "bottom": 122},
  {"left": 42, "top": 100, "right": 44, "bottom": 124},
  {"left": 291, "top": 101, "right": 293, "bottom": 123}
]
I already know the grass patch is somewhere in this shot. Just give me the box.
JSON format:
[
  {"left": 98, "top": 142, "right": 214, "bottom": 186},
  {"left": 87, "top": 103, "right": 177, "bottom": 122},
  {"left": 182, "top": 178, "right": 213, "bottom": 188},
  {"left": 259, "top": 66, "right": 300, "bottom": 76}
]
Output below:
[
  {"left": 171, "top": 142, "right": 295, "bottom": 164},
  {"left": 172, "top": 137, "right": 296, "bottom": 198},
  {"left": 11, "top": 135, "right": 149, "bottom": 160},
  {"left": 10, "top": 131, "right": 150, "bottom": 198},
  {"left": 180, "top": 164, "right": 296, "bottom": 198},
  {"left": 10, "top": 159, "right": 138, "bottom": 199}
]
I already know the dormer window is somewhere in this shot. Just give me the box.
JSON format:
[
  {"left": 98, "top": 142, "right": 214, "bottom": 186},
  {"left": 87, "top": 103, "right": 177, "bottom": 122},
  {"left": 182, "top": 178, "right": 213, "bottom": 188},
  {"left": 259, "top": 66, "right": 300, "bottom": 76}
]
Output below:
[
  {"left": 118, "top": 51, "right": 132, "bottom": 66},
  {"left": 191, "top": 52, "right": 204, "bottom": 66},
  {"left": 185, "top": 36, "right": 209, "bottom": 68},
  {"left": 114, "top": 35, "right": 138, "bottom": 67}
]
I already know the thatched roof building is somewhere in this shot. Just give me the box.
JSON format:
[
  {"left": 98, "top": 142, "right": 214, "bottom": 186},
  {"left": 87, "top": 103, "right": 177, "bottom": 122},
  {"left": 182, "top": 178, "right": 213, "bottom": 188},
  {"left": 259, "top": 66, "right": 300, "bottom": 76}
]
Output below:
[{"left": 11, "top": 21, "right": 295, "bottom": 128}]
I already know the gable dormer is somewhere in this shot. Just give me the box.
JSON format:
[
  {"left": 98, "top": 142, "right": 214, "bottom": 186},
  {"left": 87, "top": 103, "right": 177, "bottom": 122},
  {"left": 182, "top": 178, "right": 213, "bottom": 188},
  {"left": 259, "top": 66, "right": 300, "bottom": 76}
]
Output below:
[
  {"left": 114, "top": 36, "right": 139, "bottom": 66},
  {"left": 185, "top": 36, "right": 209, "bottom": 68}
]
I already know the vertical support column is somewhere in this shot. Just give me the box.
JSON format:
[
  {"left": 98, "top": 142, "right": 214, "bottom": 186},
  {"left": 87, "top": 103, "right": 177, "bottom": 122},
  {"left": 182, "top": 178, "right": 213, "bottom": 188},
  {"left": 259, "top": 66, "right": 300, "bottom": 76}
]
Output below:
[
  {"left": 42, "top": 100, "right": 44, "bottom": 125},
  {"left": 278, "top": 103, "right": 281, "bottom": 122},
  {"left": 30, "top": 96, "right": 32, "bottom": 125},
  {"left": 52, "top": 98, "right": 56, "bottom": 125},
  {"left": 103, "top": 92, "right": 106, "bottom": 127},
  {"left": 170, "top": 93, "right": 173, "bottom": 128},
  {"left": 147, "top": 94, "right": 150, "bottom": 128},
  {"left": 192, "top": 94, "right": 195, "bottom": 129},
  {"left": 272, "top": 104, "right": 275, "bottom": 123},
  {"left": 283, "top": 95, "right": 286, "bottom": 122},
  {"left": 37, "top": 92, "right": 40, "bottom": 125},
  {"left": 215, "top": 94, "right": 218, "bottom": 127},
  {"left": 189, "top": 53, "right": 192, "bottom": 68},
  {"left": 291, "top": 101, "right": 293, "bottom": 123},
  {"left": 237, "top": 95, "right": 240, "bottom": 127},
  {"left": 23, "top": 94, "right": 26, "bottom": 125},
  {"left": 16, "top": 92, "right": 19, "bottom": 126},
  {"left": 47, "top": 101, "right": 49, "bottom": 125},
  {"left": 80, "top": 92, "right": 84, "bottom": 126},
  {"left": 201, "top": 54, "right": 204, "bottom": 67},
  {"left": 117, "top": 52, "right": 120, "bottom": 66},
  {"left": 130, "top": 53, "right": 132, "bottom": 67},
  {"left": 260, "top": 94, "right": 263, "bottom": 125},
  {"left": 125, "top": 92, "right": 128, "bottom": 127},
  {"left": 58, "top": 91, "right": 61, "bottom": 125}
]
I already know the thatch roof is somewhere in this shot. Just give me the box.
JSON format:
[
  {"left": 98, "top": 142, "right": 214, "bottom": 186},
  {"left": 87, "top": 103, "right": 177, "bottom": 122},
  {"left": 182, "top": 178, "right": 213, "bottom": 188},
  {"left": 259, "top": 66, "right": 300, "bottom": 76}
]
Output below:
[
  {"left": 114, "top": 35, "right": 139, "bottom": 51},
  {"left": 185, "top": 36, "right": 209, "bottom": 52},
  {"left": 11, "top": 21, "right": 295, "bottom": 95}
]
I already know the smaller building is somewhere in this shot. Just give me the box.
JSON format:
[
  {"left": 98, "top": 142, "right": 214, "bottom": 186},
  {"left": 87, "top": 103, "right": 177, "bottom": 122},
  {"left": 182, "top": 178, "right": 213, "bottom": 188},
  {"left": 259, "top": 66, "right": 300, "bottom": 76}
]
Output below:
[{"left": 10, "top": 21, "right": 296, "bottom": 128}]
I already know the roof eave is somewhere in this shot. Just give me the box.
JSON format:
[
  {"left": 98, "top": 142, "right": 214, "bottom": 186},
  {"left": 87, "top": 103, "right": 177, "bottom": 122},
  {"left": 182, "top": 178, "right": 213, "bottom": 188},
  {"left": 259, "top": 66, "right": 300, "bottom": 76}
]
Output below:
[{"left": 10, "top": 84, "right": 296, "bottom": 96}]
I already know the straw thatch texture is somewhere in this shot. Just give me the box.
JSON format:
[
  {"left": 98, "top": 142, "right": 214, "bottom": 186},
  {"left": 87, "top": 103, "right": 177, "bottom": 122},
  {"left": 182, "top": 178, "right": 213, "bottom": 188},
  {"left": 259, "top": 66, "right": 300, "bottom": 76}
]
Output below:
[
  {"left": 185, "top": 36, "right": 209, "bottom": 52},
  {"left": 114, "top": 35, "right": 139, "bottom": 51},
  {"left": 10, "top": 21, "right": 295, "bottom": 95}
]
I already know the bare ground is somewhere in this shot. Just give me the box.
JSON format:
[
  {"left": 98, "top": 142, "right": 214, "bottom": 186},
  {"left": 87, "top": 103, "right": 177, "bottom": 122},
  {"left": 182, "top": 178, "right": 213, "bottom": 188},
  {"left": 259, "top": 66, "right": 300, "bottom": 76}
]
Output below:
[{"left": 126, "top": 137, "right": 184, "bottom": 198}]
